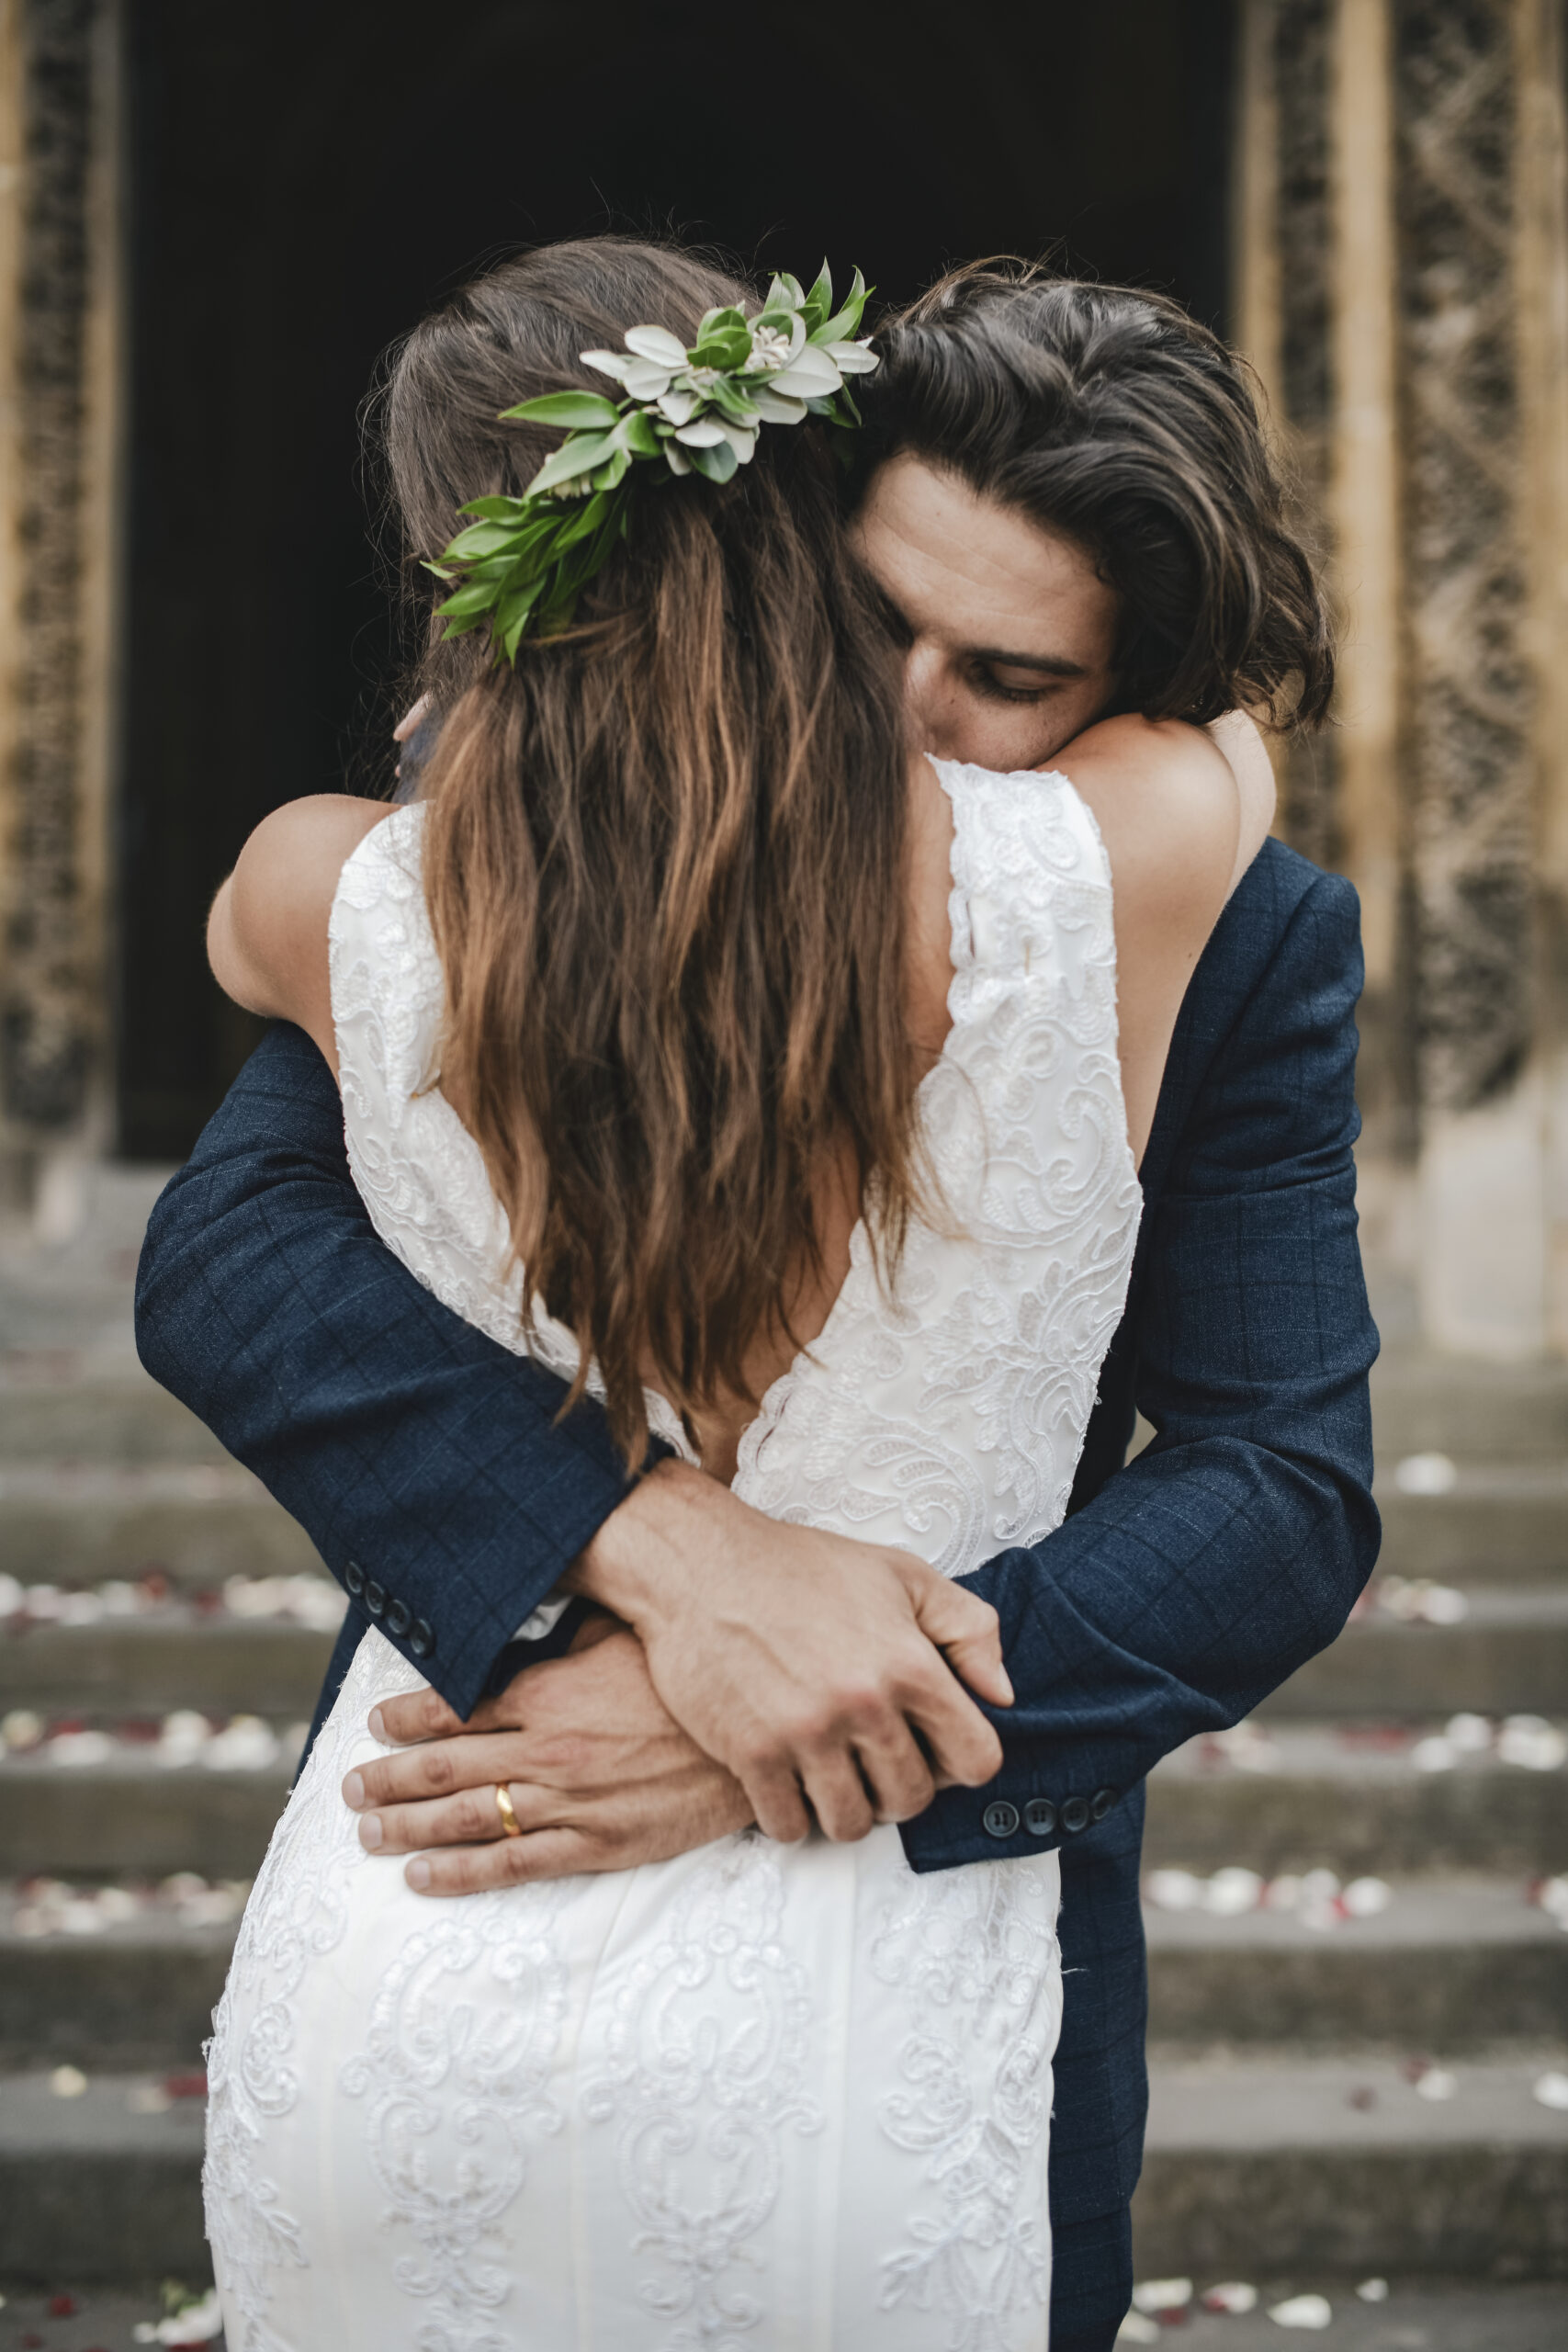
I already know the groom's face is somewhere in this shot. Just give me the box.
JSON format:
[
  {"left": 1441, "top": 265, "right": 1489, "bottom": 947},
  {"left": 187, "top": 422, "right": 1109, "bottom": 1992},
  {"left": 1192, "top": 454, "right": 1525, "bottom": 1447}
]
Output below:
[{"left": 852, "top": 454, "right": 1121, "bottom": 772}]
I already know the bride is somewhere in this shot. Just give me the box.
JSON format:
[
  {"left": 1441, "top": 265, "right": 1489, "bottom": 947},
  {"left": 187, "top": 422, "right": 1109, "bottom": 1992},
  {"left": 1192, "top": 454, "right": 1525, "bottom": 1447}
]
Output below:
[{"left": 200, "top": 237, "right": 1264, "bottom": 2350}]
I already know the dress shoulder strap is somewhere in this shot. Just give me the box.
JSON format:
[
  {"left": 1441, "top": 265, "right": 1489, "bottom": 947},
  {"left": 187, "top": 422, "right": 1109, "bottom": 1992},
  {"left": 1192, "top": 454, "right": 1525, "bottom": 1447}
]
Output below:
[
  {"left": 926, "top": 756, "right": 1116, "bottom": 1016},
  {"left": 328, "top": 803, "right": 444, "bottom": 1131}
]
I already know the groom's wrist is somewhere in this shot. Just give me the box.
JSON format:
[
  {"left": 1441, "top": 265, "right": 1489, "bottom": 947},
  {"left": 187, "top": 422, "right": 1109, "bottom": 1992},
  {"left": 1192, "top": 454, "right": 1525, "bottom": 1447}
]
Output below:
[{"left": 566, "top": 1456, "right": 717, "bottom": 1632}]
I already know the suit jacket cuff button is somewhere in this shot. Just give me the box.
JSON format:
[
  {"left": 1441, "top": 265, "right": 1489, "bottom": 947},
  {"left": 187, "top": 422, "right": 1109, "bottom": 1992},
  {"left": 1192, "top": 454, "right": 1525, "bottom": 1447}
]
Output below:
[
  {"left": 1059, "top": 1795, "right": 1090, "bottom": 1834},
  {"left": 1023, "top": 1799, "right": 1057, "bottom": 1837},
  {"left": 982, "top": 1800, "right": 1020, "bottom": 1839}
]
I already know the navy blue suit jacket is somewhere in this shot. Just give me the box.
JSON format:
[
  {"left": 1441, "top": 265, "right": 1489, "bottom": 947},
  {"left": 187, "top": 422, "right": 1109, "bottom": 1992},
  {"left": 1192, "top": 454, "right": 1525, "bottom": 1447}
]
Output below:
[{"left": 135, "top": 834, "right": 1379, "bottom": 2235}]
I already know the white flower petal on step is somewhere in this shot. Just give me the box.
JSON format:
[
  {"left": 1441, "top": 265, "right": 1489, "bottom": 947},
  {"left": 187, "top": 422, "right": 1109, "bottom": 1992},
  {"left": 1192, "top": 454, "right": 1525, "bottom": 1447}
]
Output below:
[
  {"left": 1413, "top": 1734, "right": 1458, "bottom": 1771},
  {"left": 50, "top": 2064, "right": 88, "bottom": 2098},
  {"left": 1201, "top": 2283, "right": 1259, "bottom": 2313},
  {"left": 624, "top": 324, "right": 689, "bottom": 368},
  {"left": 1415, "top": 2065, "right": 1457, "bottom": 2099},
  {"left": 1131, "top": 2278, "right": 1191, "bottom": 2313},
  {"left": 49, "top": 1729, "right": 114, "bottom": 1767},
  {"left": 1116, "top": 2319, "right": 1160, "bottom": 2346},
  {"left": 1145, "top": 1869, "right": 1202, "bottom": 1911},
  {"left": 1420, "top": 1583, "right": 1469, "bottom": 1624},
  {"left": 1341, "top": 1875, "right": 1392, "bottom": 1917},
  {"left": 1355, "top": 2277, "right": 1390, "bottom": 2301},
  {"left": 1269, "top": 2293, "right": 1333, "bottom": 2329},
  {"left": 1498, "top": 1715, "right": 1568, "bottom": 1770},
  {"left": 1444, "top": 1712, "right": 1493, "bottom": 1752},
  {"left": 1201, "top": 1866, "right": 1265, "bottom": 1917},
  {"left": 1393, "top": 1450, "right": 1457, "bottom": 1495},
  {"left": 1532, "top": 2069, "right": 1568, "bottom": 2109}
]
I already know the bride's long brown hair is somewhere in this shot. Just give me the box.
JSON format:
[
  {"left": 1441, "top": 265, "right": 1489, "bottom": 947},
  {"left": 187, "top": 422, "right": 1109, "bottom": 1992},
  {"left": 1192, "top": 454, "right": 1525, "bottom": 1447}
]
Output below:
[{"left": 378, "top": 240, "right": 917, "bottom": 1463}]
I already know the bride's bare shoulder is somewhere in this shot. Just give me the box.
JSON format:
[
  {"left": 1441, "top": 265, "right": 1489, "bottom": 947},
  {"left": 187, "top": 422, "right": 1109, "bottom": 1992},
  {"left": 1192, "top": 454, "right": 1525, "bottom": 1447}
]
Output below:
[
  {"left": 208, "top": 793, "right": 392, "bottom": 1075},
  {"left": 1049, "top": 714, "right": 1239, "bottom": 960}
]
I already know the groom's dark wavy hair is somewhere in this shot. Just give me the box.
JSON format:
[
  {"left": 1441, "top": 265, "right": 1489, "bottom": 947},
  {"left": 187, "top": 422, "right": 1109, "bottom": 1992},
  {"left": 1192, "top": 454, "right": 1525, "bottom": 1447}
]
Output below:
[{"left": 861, "top": 260, "right": 1334, "bottom": 729}]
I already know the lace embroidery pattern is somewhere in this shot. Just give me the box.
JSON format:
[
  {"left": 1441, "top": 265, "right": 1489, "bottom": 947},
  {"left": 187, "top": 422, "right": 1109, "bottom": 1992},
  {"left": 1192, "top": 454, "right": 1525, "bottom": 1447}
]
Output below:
[
  {"left": 203, "top": 1633, "right": 414, "bottom": 2347},
  {"left": 872, "top": 1858, "right": 1060, "bottom": 2349},
  {"left": 582, "top": 1835, "right": 823, "bottom": 2345},
  {"left": 339, "top": 1889, "right": 570, "bottom": 2352},
  {"left": 734, "top": 760, "right": 1140, "bottom": 1568}
]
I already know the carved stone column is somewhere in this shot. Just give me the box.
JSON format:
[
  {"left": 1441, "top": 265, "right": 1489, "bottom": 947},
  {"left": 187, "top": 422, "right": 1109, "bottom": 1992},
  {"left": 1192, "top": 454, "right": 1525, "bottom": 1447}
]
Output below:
[
  {"left": 1239, "top": 0, "right": 1568, "bottom": 1356},
  {"left": 0, "top": 0, "right": 121, "bottom": 1199}
]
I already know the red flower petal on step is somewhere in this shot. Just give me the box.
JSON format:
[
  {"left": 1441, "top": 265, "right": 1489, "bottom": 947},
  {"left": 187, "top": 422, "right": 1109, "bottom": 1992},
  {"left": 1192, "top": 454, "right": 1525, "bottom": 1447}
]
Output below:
[
  {"left": 164, "top": 2069, "right": 208, "bottom": 2098},
  {"left": 48, "top": 2294, "right": 77, "bottom": 2315}
]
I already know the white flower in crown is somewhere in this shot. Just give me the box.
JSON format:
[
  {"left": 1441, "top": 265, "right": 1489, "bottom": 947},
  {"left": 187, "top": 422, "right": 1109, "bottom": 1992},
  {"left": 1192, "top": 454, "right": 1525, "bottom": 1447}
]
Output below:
[{"left": 430, "top": 265, "right": 878, "bottom": 658}]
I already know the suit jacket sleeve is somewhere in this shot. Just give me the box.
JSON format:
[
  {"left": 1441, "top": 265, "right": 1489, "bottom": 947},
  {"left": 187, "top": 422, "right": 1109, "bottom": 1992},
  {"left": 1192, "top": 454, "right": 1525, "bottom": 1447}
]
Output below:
[
  {"left": 900, "top": 866, "right": 1382, "bottom": 1872},
  {"left": 134, "top": 1023, "right": 644, "bottom": 1719}
]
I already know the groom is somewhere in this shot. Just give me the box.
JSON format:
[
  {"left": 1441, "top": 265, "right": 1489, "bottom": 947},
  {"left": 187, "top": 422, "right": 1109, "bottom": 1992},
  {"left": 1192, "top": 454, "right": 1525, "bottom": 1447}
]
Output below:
[{"left": 136, "top": 263, "right": 1379, "bottom": 2352}]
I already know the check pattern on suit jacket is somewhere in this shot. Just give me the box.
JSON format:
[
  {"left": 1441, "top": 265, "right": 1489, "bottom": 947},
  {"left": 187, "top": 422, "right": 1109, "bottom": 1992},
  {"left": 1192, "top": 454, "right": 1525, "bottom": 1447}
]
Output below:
[{"left": 135, "top": 832, "right": 1379, "bottom": 2242}]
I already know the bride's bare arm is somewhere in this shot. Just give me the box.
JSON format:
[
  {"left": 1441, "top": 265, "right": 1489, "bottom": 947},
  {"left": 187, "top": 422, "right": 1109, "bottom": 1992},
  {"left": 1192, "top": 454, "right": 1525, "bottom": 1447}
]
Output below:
[{"left": 207, "top": 794, "right": 390, "bottom": 1075}]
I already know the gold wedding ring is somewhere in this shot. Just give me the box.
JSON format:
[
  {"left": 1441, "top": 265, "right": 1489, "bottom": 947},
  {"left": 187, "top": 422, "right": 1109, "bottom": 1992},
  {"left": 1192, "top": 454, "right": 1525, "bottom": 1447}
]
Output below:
[{"left": 494, "top": 1781, "right": 523, "bottom": 1838}]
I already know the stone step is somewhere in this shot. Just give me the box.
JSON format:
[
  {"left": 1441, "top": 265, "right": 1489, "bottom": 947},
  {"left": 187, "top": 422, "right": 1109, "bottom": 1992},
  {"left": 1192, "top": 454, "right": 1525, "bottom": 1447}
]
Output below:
[
  {"left": 1374, "top": 1467, "right": 1568, "bottom": 1580},
  {"left": 1145, "top": 1875, "right": 1568, "bottom": 2048},
  {"left": 1370, "top": 1347, "right": 1568, "bottom": 1462},
  {"left": 0, "top": 1462, "right": 322, "bottom": 1583},
  {"left": 0, "top": 2073, "right": 209, "bottom": 2284},
  {"left": 1132, "top": 2052, "right": 1568, "bottom": 2279},
  {"left": 1258, "top": 1586, "right": 1568, "bottom": 1718},
  {"left": 0, "top": 1744, "right": 294, "bottom": 1879},
  {"left": 7, "top": 1872, "right": 1562, "bottom": 2072},
  {"left": 4, "top": 1714, "right": 1562, "bottom": 1881},
  {"left": 1118, "top": 2281, "right": 1568, "bottom": 2352},
  {"left": 3, "top": 2054, "right": 1563, "bottom": 2288},
  {"left": 1144, "top": 1722, "right": 1567, "bottom": 1875},
  {"left": 0, "top": 1369, "right": 231, "bottom": 1465},
  {"left": 0, "top": 1611, "right": 340, "bottom": 1716},
  {"left": 0, "top": 2288, "right": 226, "bottom": 2349},
  {"left": 0, "top": 1881, "right": 237, "bottom": 2071},
  {"left": 4, "top": 1578, "right": 1561, "bottom": 1730}
]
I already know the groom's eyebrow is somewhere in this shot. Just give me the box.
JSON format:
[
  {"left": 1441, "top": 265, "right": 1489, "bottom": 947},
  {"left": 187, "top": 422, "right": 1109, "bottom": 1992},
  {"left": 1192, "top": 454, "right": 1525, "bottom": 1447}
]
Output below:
[{"left": 968, "top": 645, "right": 1090, "bottom": 678}]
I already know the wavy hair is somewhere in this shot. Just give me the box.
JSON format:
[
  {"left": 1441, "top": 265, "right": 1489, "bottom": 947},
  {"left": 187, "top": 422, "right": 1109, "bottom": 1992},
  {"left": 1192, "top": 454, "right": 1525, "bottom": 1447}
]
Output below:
[
  {"left": 377, "top": 239, "right": 914, "bottom": 1464},
  {"left": 862, "top": 259, "right": 1334, "bottom": 728}
]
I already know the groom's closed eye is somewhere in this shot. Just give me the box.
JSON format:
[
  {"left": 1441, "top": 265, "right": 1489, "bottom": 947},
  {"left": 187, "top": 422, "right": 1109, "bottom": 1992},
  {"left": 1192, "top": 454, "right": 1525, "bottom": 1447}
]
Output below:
[{"left": 964, "top": 647, "right": 1091, "bottom": 705}]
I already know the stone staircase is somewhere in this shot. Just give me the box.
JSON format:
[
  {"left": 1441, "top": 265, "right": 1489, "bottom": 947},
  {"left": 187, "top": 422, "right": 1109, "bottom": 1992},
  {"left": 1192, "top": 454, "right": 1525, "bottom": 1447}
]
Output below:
[{"left": 0, "top": 1178, "right": 1565, "bottom": 2335}]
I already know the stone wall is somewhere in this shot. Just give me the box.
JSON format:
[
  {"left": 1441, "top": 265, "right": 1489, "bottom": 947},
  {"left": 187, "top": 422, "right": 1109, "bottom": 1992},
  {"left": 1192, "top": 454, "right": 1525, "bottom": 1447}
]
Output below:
[
  {"left": 1238, "top": 0, "right": 1568, "bottom": 1355},
  {"left": 0, "top": 0, "right": 118, "bottom": 1194}
]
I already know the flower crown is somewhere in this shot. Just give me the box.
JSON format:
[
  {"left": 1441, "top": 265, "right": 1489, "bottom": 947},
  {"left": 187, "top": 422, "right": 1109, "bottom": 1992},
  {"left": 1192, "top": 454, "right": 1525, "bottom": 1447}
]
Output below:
[{"left": 428, "top": 265, "right": 877, "bottom": 661}]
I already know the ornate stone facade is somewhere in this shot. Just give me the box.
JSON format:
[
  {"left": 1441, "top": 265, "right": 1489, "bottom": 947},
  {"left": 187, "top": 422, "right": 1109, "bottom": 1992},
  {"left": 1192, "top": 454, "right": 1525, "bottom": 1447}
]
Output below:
[
  {"left": 1393, "top": 0, "right": 1534, "bottom": 1115},
  {"left": 0, "top": 0, "right": 107, "bottom": 1148},
  {"left": 1270, "top": 0, "right": 1343, "bottom": 869}
]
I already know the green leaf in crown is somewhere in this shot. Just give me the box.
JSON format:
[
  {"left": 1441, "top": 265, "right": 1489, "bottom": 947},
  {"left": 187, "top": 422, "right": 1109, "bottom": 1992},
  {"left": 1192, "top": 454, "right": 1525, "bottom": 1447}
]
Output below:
[{"left": 427, "top": 265, "right": 877, "bottom": 659}]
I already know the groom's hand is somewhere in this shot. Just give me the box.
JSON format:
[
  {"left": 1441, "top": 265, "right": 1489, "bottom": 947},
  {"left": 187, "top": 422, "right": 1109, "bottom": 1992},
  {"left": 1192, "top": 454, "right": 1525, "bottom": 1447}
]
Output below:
[
  {"left": 344, "top": 1621, "right": 752, "bottom": 1894},
  {"left": 565, "top": 1460, "right": 1010, "bottom": 1844}
]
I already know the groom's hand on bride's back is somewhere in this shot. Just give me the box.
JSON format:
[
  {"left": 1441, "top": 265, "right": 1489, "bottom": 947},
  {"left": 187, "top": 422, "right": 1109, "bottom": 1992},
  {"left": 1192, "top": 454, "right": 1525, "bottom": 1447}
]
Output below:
[{"left": 563, "top": 1460, "right": 1010, "bottom": 1844}]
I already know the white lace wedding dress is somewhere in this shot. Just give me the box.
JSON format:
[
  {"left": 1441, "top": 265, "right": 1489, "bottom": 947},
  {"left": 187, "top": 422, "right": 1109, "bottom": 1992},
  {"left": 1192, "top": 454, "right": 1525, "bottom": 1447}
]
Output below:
[{"left": 203, "top": 758, "right": 1142, "bottom": 2352}]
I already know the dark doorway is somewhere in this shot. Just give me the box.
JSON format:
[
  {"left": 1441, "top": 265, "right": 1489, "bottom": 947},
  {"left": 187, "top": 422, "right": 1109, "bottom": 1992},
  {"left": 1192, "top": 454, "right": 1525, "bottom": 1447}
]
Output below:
[{"left": 118, "top": 0, "right": 1235, "bottom": 1158}]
